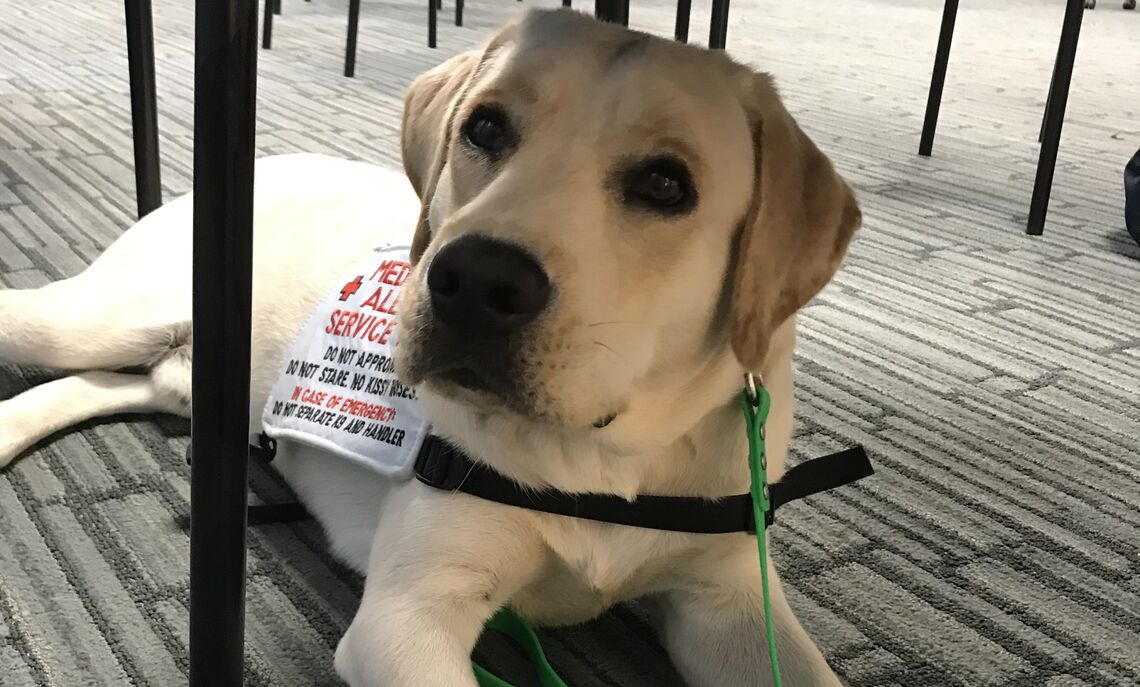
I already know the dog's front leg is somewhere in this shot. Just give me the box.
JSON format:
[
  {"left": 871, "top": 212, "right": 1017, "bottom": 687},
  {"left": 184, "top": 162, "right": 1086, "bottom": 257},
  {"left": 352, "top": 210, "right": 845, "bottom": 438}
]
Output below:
[
  {"left": 658, "top": 547, "right": 842, "bottom": 687},
  {"left": 335, "top": 484, "right": 543, "bottom": 687}
]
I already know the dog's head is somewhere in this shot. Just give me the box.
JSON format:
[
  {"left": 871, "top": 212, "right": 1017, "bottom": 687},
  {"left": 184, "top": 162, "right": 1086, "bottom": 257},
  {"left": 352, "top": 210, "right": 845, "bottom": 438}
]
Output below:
[{"left": 396, "top": 9, "right": 859, "bottom": 453}]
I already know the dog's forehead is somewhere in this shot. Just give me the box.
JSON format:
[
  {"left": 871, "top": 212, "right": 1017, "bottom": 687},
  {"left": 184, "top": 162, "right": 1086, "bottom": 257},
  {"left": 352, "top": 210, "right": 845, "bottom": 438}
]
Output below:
[
  {"left": 497, "top": 10, "right": 737, "bottom": 92},
  {"left": 514, "top": 8, "right": 640, "bottom": 53},
  {"left": 480, "top": 16, "right": 744, "bottom": 135}
]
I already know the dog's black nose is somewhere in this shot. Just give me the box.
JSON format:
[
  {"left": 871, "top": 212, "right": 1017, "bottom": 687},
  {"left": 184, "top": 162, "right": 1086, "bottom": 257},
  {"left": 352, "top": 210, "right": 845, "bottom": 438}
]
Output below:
[{"left": 427, "top": 235, "right": 551, "bottom": 339}]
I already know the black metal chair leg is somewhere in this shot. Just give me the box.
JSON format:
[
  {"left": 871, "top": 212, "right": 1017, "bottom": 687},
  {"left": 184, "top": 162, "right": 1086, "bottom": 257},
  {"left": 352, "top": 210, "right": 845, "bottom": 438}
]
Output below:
[
  {"left": 1027, "top": 0, "right": 1084, "bottom": 236},
  {"left": 428, "top": 0, "right": 437, "bottom": 47},
  {"left": 274, "top": 0, "right": 281, "bottom": 14},
  {"left": 124, "top": 0, "right": 162, "bottom": 218},
  {"left": 345, "top": 0, "right": 361, "bottom": 77},
  {"left": 675, "top": 0, "right": 691, "bottom": 42},
  {"left": 189, "top": 0, "right": 259, "bottom": 684},
  {"left": 1039, "top": 81, "right": 1053, "bottom": 143},
  {"left": 562, "top": 0, "right": 571, "bottom": 7},
  {"left": 919, "top": 0, "right": 959, "bottom": 156},
  {"left": 456, "top": 0, "right": 463, "bottom": 27},
  {"left": 595, "top": 0, "right": 620, "bottom": 22},
  {"left": 262, "top": 0, "right": 274, "bottom": 49},
  {"left": 709, "top": 0, "right": 730, "bottom": 49},
  {"left": 619, "top": 0, "right": 630, "bottom": 26},
  {"left": 1038, "top": 39, "right": 1062, "bottom": 143}
]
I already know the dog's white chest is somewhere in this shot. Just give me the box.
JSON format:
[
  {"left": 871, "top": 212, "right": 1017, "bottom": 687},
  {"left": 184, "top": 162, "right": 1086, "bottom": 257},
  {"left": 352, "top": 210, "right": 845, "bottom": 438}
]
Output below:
[
  {"left": 531, "top": 518, "right": 683, "bottom": 605},
  {"left": 261, "top": 245, "right": 429, "bottom": 479}
]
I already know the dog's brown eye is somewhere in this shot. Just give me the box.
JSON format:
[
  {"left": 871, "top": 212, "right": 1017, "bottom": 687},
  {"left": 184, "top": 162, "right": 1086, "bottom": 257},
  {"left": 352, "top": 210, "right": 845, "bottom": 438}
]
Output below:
[
  {"left": 622, "top": 156, "right": 696, "bottom": 216},
  {"left": 642, "top": 172, "right": 681, "bottom": 204},
  {"left": 462, "top": 106, "right": 515, "bottom": 156}
]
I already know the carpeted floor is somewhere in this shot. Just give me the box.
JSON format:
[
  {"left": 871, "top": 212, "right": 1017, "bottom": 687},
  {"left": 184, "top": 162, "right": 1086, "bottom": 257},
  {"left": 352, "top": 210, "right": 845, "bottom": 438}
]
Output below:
[{"left": 1, "top": 0, "right": 1138, "bottom": 685}]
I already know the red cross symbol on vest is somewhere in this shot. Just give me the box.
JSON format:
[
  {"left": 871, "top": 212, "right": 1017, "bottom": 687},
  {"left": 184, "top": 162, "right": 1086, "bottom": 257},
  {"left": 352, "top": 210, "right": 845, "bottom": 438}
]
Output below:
[{"left": 339, "top": 275, "right": 364, "bottom": 301}]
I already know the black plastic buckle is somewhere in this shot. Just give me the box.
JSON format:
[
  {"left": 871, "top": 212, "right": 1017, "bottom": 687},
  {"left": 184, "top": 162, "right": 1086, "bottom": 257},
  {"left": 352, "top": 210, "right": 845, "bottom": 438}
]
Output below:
[
  {"left": 249, "top": 433, "right": 278, "bottom": 463},
  {"left": 413, "top": 437, "right": 471, "bottom": 491}
]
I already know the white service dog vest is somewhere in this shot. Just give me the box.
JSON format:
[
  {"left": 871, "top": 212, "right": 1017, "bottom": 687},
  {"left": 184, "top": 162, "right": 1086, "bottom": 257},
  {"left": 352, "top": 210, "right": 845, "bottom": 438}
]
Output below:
[{"left": 261, "top": 245, "right": 429, "bottom": 478}]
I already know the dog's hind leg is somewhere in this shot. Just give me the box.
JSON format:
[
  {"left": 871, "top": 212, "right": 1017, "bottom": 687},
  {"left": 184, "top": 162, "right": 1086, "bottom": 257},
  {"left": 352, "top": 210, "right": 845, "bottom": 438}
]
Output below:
[
  {"left": 0, "top": 372, "right": 159, "bottom": 467},
  {"left": 0, "top": 281, "right": 188, "bottom": 371},
  {"left": 0, "top": 192, "right": 191, "bottom": 371},
  {"left": 0, "top": 348, "right": 191, "bottom": 468}
]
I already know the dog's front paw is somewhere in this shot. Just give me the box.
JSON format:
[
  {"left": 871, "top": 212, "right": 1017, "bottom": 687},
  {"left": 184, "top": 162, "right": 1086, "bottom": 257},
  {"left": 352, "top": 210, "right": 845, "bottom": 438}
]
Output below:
[
  {"left": 0, "top": 401, "right": 34, "bottom": 469},
  {"left": 334, "top": 620, "right": 479, "bottom": 687},
  {"left": 0, "top": 440, "right": 21, "bottom": 470}
]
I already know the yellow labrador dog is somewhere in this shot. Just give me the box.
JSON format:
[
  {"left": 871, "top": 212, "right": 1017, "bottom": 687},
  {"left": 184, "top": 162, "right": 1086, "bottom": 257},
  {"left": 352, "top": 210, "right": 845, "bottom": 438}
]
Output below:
[{"left": 0, "top": 9, "right": 860, "bottom": 687}]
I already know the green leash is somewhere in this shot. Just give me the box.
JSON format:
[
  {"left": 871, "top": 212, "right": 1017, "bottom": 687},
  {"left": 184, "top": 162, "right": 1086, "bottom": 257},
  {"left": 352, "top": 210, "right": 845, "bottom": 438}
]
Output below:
[
  {"left": 473, "top": 608, "right": 569, "bottom": 687},
  {"left": 473, "top": 374, "right": 781, "bottom": 687},
  {"left": 742, "top": 374, "right": 783, "bottom": 687}
]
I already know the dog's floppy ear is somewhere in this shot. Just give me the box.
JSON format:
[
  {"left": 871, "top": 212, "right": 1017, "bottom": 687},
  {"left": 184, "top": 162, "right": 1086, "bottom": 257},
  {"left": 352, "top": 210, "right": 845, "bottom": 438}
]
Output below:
[
  {"left": 731, "top": 72, "right": 862, "bottom": 371},
  {"left": 400, "top": 50, "right": 482, "bottom": 200},
  {"left": 400, "top": 25, "right": 517, "bottom": 263}
]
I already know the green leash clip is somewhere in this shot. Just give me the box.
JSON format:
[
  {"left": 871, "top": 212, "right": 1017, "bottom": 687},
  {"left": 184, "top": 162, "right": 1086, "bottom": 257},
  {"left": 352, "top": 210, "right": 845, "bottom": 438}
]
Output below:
[{"left": 473, "top": 373, "right": 781, "bottom": 687}]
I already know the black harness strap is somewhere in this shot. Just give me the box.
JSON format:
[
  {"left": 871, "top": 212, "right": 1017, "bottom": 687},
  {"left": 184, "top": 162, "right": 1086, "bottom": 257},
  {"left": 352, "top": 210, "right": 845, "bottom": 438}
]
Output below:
[
  {"left": 414, "top": 437, "right": 873, "bottom": 534},
  {"left": 767, "top": 445, "right": 874, "bottom": 526},
  {"left": 226, "top": 434, "right": 874, "bottom": 531}
]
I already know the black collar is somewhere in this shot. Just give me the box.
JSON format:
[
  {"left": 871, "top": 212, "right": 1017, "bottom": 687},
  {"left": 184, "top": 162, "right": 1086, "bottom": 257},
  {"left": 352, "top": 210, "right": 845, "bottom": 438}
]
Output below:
[{"left": 414, "top": 437, "right": 873, "bottom": 534}]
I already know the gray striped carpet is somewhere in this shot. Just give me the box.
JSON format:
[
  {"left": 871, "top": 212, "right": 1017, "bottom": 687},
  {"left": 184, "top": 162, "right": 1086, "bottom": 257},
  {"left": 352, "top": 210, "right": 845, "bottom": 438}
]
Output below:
[{"left": 1, "top": 0, "right": 1138, "bottom": 685}]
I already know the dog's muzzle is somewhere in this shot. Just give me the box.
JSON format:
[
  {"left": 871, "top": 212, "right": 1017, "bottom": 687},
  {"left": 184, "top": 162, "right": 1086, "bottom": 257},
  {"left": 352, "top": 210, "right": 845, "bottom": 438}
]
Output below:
[{"left": 421, "top": 235, "right": 551, "bottom": 395}]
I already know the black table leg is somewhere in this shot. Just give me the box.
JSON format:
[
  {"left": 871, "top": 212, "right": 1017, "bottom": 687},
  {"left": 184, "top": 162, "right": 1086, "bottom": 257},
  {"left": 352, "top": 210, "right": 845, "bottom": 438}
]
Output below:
[
  {"left": 456, "top": 0, "right": 464, "bottom": 27},
  {"left": 124, "top": 0, "right": 162, "bottom": 218},
  {"left": 675, "top": 0, "right": 691, "bottom": 43},
  {"left": 345, "top": 0, "right": 361, "bottom": 76},
  {"left": 189, "top": 0, "right": 259, "bottom": 684},
  {"left": 1027, "top": 0, "right": 1084, "bottom": 236},
  {"left": 428, "top": 0, "right": 437, "bottom": 48},
  {"left": 262, "top": 0, "right": 274, "bottom": 49},
  {"left": 274, "top": 0, "right": 281, "bottom": 14},
  {"left": 619, "top": 0, "right": 630, "bottom": 26},
  {"left": 562, "top": 0, "right": 571, "bottom": 7},
  {"left": 709, "top": 0, "right": 730, "bottom": 49},
  {"left": 919, "top": 0, "right": 959, "bottom": 156}
]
